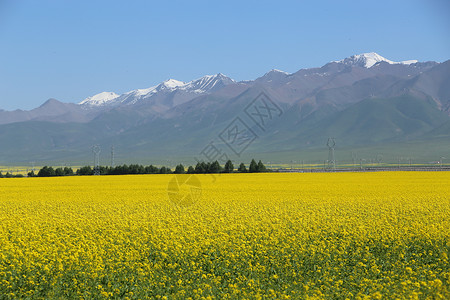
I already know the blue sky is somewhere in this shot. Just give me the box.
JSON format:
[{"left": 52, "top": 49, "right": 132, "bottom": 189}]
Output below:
[{"left": 0, "top": 0, "right": 448, "bottom": 110}]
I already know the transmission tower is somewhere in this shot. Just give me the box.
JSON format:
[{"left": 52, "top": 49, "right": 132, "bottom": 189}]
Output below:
[
  {"left": 360, "top": 158, "right": 366, "bottom": 170},
  {"left": 92, "top": 145, "right": 101, "bottom": 175},
  {"left": 111, "top": 146, "right": 115, "bottom": 168},
  {"left": 376, "top": 154, "right": 383, "bottom": 166},
  {"left": 327, "top": 138, "right": 336, "bottom": 170},
  {"left": 351, "top": 151, "right": 357, "bottom": 168}
]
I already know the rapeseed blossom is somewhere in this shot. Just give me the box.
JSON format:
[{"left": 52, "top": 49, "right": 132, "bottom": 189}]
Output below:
[{"left": 0, "top": 172, "right": 448, "bottom": 298}]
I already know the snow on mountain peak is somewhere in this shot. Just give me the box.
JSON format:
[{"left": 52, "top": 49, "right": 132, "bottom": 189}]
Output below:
[
  {"left": 215, "top": 73, "right": 235, "bottom": 80},
  {"left": 264, "top": 69, "right": 290, "bottom": 76},
  {"left": 195, "top": 73, "right": 234, "bottom": 82},
  {"left": 160, "top": 79, "right": 186, "bottom": 89},
  {"left": 182, "top": 73, "right": 235, "bottom": 93},
  {"left": 335, "top": 52, "right": 418, "bottom": 68},
  {"left": 79, "top": 92, "right": 119, "bottom": 106},
  {"left": 400, "top": 60, "right": 419, "bottom": 65},
  {"left": 79, "top": 74, "right": 236, "bottom": 107}
]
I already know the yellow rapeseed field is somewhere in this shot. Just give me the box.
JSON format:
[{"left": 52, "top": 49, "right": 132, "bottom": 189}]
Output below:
[{"left": 0, "top": 172, "right": 449, "bottom": 299}]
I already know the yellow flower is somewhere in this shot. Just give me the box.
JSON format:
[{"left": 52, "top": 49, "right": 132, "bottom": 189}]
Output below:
[{"left": 0, "top": 172, "right": 448, "bottom": 298}]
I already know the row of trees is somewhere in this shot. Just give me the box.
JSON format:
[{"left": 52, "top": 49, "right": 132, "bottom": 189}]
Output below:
[
  {"left": 32, "top": 159, "right": 268, "bottom": 177},
  {"left": 0, "top": 171, "right": 24, "bottom": 178},
  {"left": 178, "top": 159, "right": 267, "bottom": 174},
  {"left": 31, "top": 166, "right": 74, "bottom": 177}
]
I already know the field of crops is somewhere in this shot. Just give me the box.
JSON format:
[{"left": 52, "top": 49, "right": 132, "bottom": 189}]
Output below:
[{"left": 0, "top": 172, "right": 449, "bottom": 299}]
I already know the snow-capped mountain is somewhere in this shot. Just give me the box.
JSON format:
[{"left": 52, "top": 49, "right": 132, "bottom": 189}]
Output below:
[
  {"left": 182, "top": 73, "right": 235, "bottom": 93},
  {"left": 78, "top": 53, "right": 422, "bottom": 109},
  {"left": 113, "top": 79, "right": 187, "bottom": 106},
  {"left": 255, "top": 69, "right": 291, "bottom": 85},
  {"left": 1, "top": 52, "right": 442, "bottom": 127},
  {"left": 267, "top": 69, "right": 290, "bottom": 75},
  {"left": 335, "top": 52, "right": 418, "bottom": 68},
  {"left": 1, "top": 52, "right": 449, "bottom": 164},
  {"left": 80, "top": 74, "right": 235, "bottom": 109},
  {"left": 79, "top": 92, "right": 119, "bottom": 106}
]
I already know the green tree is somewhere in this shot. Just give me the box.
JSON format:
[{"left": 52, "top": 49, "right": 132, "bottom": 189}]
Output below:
[
  {"left": 64, "top": 167, "right": 74, "bottom": 176},
  {"left": 160, "top": 166, "right": 171, "bottom": 174},
  {"left": 208, "top": 161, "right": 221, "bottom": 173},
  {"left": 121, "top": 164, "right": 130, "bottom": 174},
  {"left": 249, "top": 159, "right": 258, "bottom": 173},
  {"left": 257, "top": 160, "right": 267, "bottom": 172},
  {"left": 145, "top": 165, "right": 159, "bottom": 174},
  {"left": 174, "top": 164, "right": 185, "bottom": 174},
  {"left": 238, "top": 163, "right": 247, "bottom": 173},
  {"left": 187, "top": 166, "right": 195, "bottom": 174},
  {"left": 38, "top": 166, "right": 56, "bottom": 177},
  {"left": 76, "top": 166, "right": 93, "bottom": 176},
  {"left": 99, "top": 166, "right": 109, "bottom": 175},
  {"left": 224, "top": 160, "right": 234, "bottom": 173},
  {"left": 129, "top": 164, "right": 143, "bottom": 174},
  {"left": 195, "top": 162, "right": 207, "bottom": 173},
  {"left": 55, "top": 167, "right": 65, "bottom": 176}
]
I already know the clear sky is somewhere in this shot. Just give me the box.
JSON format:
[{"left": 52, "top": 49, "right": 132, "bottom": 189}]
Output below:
[{"left": 0, "top": 0, "right": 448, "bottom": 110}]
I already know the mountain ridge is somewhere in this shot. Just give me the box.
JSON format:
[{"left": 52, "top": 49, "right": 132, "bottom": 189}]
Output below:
[
  {"left": 0, "top": 52, "right": 442, "bottom": 115},
  {"left": 0, "top": 53, "right": 449, "bottom": 164},
  {"left": 334, "top": 52, "right": 419, "bottom": 68},
  {"left": 79, "top": 73, "right": 235, "bottom": 109}
]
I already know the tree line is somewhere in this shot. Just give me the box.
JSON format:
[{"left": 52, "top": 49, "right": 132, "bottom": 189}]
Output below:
[
  {"left": 0, "top": 171, "right": 24, "bottom": 178},
  {"left": 29, "top": 159, "right": 268, "bottom": 177}
]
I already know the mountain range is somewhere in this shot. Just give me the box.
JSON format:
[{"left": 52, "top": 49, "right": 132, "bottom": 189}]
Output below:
[{"left": 0, "top": 52, "right": 449, "bottom": 165}]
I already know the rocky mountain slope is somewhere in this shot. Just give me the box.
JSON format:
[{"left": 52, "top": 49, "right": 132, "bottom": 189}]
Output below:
[{"left": 0, "top": 53, "right": 448, "bottom": 164}]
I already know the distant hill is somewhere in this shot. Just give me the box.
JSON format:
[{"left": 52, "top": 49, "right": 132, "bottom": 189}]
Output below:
[{"left": 0, "top": 53, "right": 448, "bottom": 165}]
